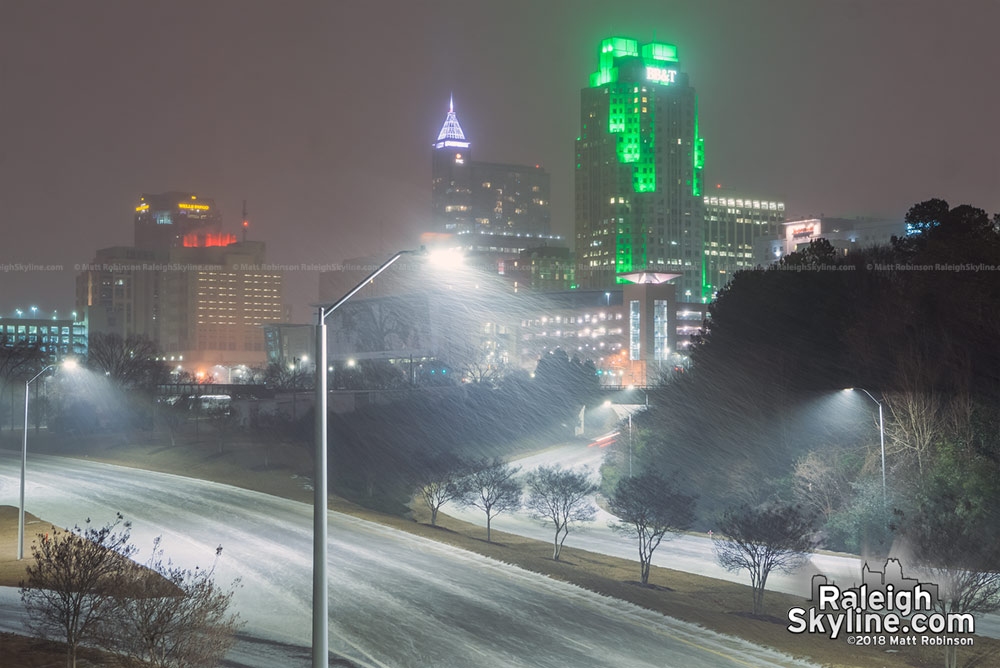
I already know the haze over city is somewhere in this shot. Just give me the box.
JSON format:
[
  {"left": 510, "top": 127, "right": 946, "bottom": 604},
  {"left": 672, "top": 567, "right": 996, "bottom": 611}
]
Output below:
[
  {"left": 2, "top": 2, "right": 1000, "bottom": 667},
  {"left": 2, "top": 0, "right": 997, "bottom": 315}
]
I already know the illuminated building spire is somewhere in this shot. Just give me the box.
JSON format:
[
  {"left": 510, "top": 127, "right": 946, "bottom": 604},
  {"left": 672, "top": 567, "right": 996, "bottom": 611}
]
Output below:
[{"left": 434, "top": 95, "right": 470, "bottom": 148}]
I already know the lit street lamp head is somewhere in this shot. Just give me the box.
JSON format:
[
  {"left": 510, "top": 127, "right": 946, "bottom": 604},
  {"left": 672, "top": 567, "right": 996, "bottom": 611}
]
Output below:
[{"left": 426, "top": 247, "right": 465, "bottom": 270}]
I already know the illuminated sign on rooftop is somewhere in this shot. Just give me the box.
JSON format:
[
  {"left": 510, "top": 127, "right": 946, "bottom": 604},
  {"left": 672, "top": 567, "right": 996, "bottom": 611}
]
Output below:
[
  {"left": 178, "top": 203, "right": 211, "bottom": 211},
  {"left": 645, "top": 67, "right": 678, "bottom": 84},
  {"left": 434, "top": 139, "right": 471, "bottom": 149}
]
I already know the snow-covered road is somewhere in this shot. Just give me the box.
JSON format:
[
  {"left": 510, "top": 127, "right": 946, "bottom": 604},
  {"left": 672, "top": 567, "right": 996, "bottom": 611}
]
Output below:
[
  {"left": 443, "top": 438, "right": 1000, "bottom": 640},
  {"left": 0, "top": 451, "right": 815, "bottom": 667}
]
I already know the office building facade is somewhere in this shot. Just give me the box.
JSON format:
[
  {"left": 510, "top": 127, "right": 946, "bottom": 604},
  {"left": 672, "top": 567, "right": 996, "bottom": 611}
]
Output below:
[
  {"left": 702, "top": 191, "right": 785, "bottom": 296},
  {"left": 575, "top": 37, "right": 706, "bottom": 299}
]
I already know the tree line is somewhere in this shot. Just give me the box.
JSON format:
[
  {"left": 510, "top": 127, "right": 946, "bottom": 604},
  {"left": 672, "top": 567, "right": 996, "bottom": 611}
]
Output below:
[{"left": 605, "top": 198, "right": 1000, "bottom": 667}]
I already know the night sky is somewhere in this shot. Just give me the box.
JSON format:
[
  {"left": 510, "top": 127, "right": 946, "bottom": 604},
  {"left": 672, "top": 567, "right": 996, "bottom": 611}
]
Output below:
[{"left": 2, "top": 0, "right": 997, "bottom": 318}]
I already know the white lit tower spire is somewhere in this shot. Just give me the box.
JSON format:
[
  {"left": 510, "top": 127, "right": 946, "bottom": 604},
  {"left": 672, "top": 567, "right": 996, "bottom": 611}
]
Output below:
[{"left": 431, "top": 95, "right": 473, "bottom": 233}]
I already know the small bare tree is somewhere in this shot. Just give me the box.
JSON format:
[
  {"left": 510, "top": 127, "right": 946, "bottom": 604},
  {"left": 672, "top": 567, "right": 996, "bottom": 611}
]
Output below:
[
  {"left": 20, "top": 514, "right": 137, "bottom": 668},
  {"left": 524, "top": 466, "right": 597, "bottom": 560},
  {"left": 792, "top": 449, "right": 855, "bottom": 521},
  {"left": 883, "top": 389, "right": 941, "bottom": 477},
  {"left": 608, "top": 473, "right": 695, "bottom": 585},
  {"left": 714, "top": 503, "right": 817, "bottom": 615},
  {"left": 461, "top": 458, "right": 522, "bottom": 542},
  {"left": 413, "top": 454, "right": 473, "bottom": 526},
  {"left": 97, "top": 538, "right": 244, "bottom": 668}
]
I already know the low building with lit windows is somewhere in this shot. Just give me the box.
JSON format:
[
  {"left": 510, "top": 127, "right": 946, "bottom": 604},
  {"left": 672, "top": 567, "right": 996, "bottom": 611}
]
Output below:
[
  {"left": 753, "top": 217, "right": 905, "bottom": 265},
  {"left": 0, "top": 308, "right": 87, "bottom": 365},
  {"left": 515, "top": 273, "right": 706, "bottom": 386},
  {"left": 317, "top": 263, "right": 705, "bottom": 388}
]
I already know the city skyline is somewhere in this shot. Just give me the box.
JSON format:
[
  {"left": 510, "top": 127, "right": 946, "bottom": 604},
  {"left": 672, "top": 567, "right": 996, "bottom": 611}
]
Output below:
[{"left": 2, "top": 0, "right": 998, "bottom": 316}]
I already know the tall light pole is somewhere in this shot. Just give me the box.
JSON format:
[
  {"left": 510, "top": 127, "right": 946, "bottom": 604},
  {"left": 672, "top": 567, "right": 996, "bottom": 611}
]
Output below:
[
  {"left": 627, "top": 412, "right": 632, "bottom": 477},
  {"left": 310, "top": 249, "right": 422, "bottom": 668},
  {"left": 19, "top": 358, "right": 77, "bottom": 559},
  {"left": 846, "top": 388, "right": 886, "bottom": 504}
]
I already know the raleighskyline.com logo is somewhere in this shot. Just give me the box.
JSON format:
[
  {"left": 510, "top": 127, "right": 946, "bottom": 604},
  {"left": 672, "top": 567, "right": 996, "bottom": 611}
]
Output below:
[{"left": 787, "top": 559, "right": 975, "bottom": 646}]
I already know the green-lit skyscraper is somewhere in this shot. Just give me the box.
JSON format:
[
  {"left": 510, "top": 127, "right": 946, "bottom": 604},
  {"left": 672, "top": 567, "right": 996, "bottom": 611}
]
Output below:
[{"left": 575, "top": 37, "right": 705, "bottom": 299}]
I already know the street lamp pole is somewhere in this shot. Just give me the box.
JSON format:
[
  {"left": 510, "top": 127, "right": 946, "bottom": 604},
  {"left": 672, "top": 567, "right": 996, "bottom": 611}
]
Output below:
[
  {"left": 627, "top": 413, "right": 632, "bottom": 478},
  {"left": 19, "top": 361, "right": 75, "bottom": 559},
  {"left": 311, "top": 249, "right": 418, "bottom": 668},
  {"left": 849, "top": 388, "right": 886, "bottom": 504}
]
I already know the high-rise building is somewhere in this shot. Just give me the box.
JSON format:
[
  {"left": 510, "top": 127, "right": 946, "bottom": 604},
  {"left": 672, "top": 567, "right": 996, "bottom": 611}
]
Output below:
[
  {"left": 134, "top": 192, "right": 224, "bottom": 250},
  {"left": 702, "top": 190, "right": 785, "bottom": 296},
  {"left": 79, "top": 193, "right": 284, "bottom": 369},
  {"left": 431, "top": 97, "right": 474, "bottom": 234},
  {"left": 575, "top": 37, "right": 706, "bottom": 300},
  {"left": 76, "top": 246, "right": 161, "bottom": 340},
  {"left": 431, "top": 97, "right": 555, "bottom": 250}
]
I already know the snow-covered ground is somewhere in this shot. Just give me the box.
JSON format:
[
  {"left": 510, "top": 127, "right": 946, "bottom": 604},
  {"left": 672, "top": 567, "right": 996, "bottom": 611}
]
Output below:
[
  {"left": 0, "top": 451, "right": 815, "bottom": 667},
  {"left": 442, "top": 434, "right": 1000, "bottom": 640}
]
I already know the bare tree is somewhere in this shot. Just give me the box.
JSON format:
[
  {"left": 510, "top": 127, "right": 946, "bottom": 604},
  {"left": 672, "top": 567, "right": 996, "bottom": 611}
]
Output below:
[
  {"left": 714, "top": 503, "right": 817, "bottom": 615},
  {"left": 883, "top": 389, "right": 941, "bottom": 477},
  {"left": 0, "top": 335, "right": 44, "bottom": 384},
  {"left": 339, "top": 298, "right": 415, "bottom": 353},
  {"left": 262, "top": 359, "right": 311, "bottom": 391},
  {"left": 792, "top": 449, "right": 855, "bottom": 521},
  {"left": 524, "top": 466, "right": 597, "bottom": 560},
  {"left": 97, "top": 538, "right": 243, "bottom": 668},
  {"left": 0, "top": 335, "right": 44, "bottom": 430},
  {"left": 607, "top": 473, "right": 695, "bottom": 585},
  {"left": 87, "top": 333, "right": 167, "bottom": 391},
  {"left": 413, "top": 454, "right": 473, "bottom": 526},
  {"left": 461, "top": 458, "right": 522, "bottom": 542},
  {"left": 461, "top": 357, "right": 509, "bottom": 388},
  {"left": 20, "top": 514, "right": 137, "bottom": 668}
]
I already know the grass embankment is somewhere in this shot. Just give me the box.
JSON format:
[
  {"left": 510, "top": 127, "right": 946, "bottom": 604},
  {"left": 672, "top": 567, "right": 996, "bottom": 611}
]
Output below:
[
  {"left": 0, "top": 506, "right": 61, "bottom": 587},
  {"left": 0, "top": 505, "right": 165, "bottom": 667},
  {"left": 4, "top": 431, "right": 999, "bottom": 667}
]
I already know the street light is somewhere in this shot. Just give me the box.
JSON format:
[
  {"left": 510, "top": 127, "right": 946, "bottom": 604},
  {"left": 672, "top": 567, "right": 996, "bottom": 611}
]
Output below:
[
  {"left": 18, "top": 357, "right": 77, "bottom": 559},
  {"left": 311, "top": 247, "right": 459, "bottom": 667},
  {"left": 845, "top": 387, "right": 886, "bottom": 504}
]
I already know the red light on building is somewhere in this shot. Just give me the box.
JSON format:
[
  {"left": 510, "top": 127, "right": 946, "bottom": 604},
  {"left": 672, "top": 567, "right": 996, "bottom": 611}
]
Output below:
[{"left": 182, "top": 232, "right": 238, "bottom": 247}]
